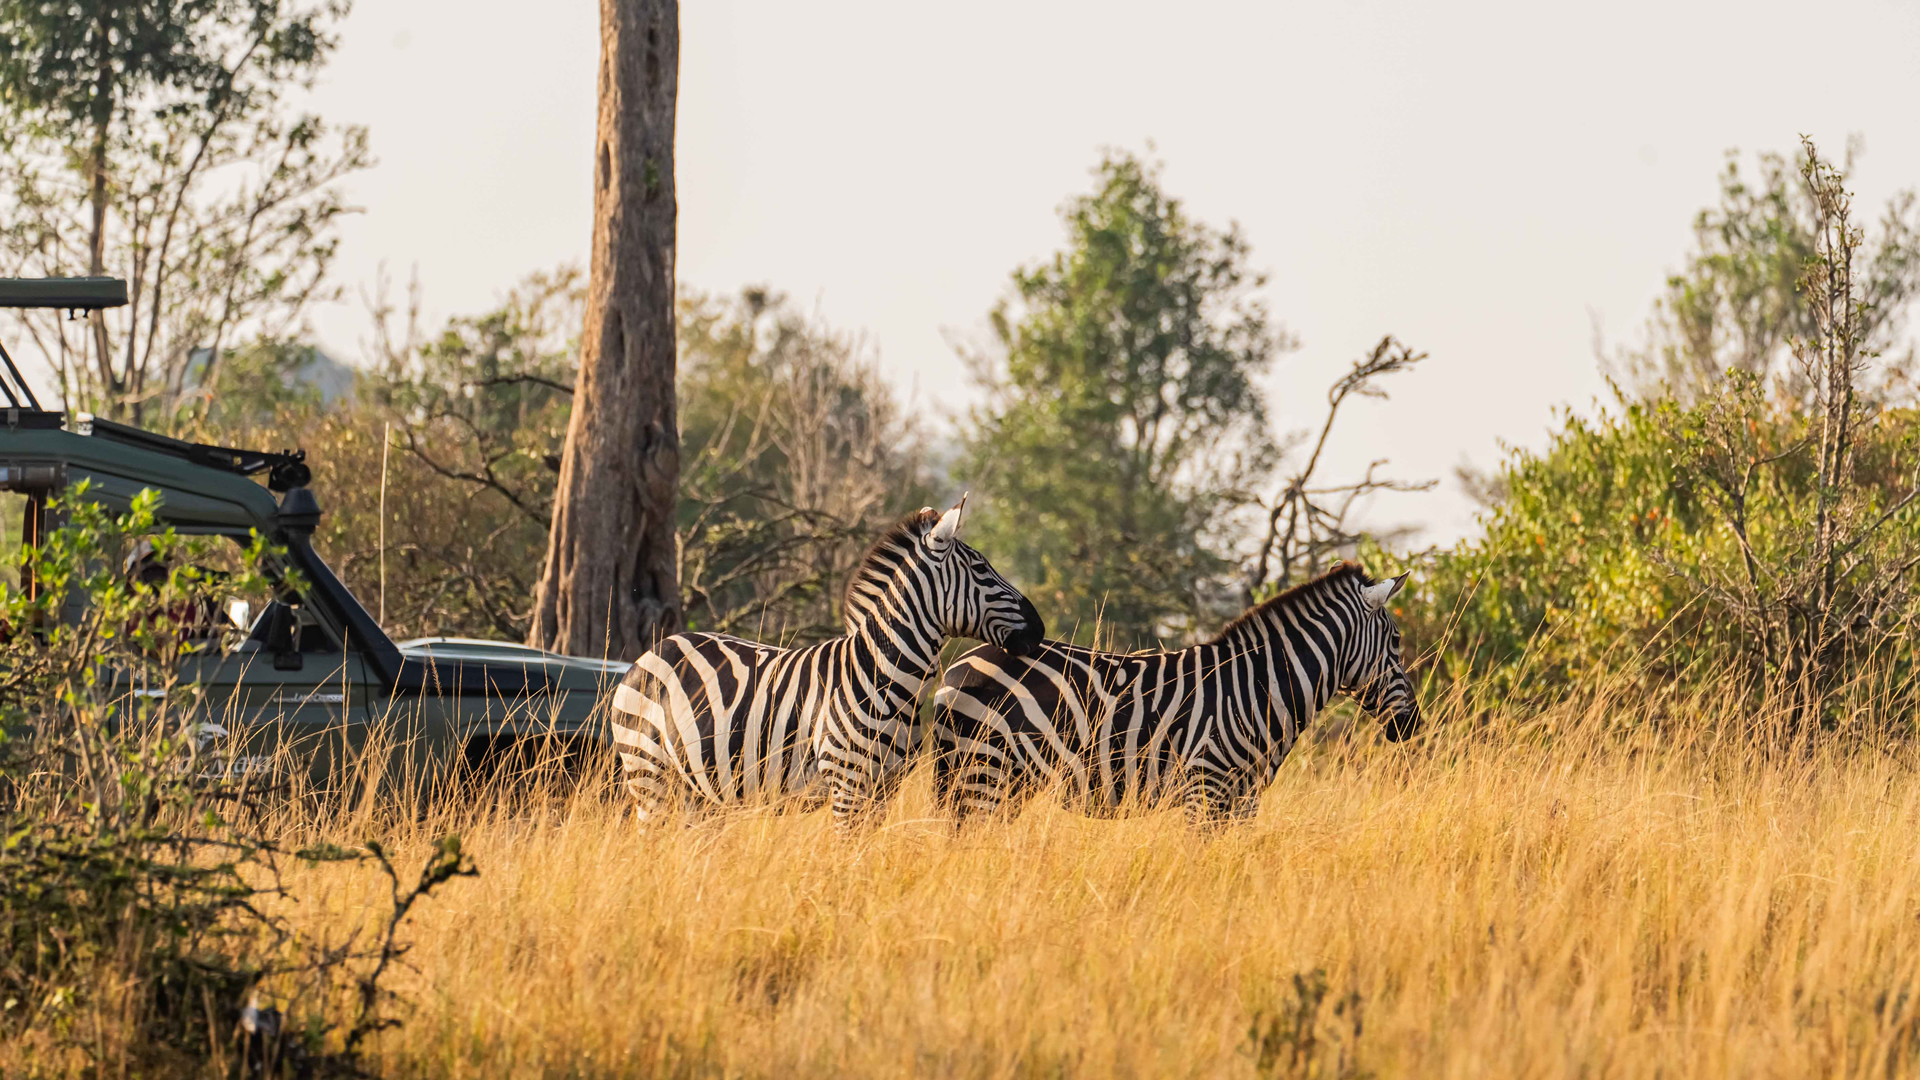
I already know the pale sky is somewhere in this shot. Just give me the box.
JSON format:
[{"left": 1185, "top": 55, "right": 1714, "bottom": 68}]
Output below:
[{"left": 113, "top": 2, "right": 1920, "bottom": 542}]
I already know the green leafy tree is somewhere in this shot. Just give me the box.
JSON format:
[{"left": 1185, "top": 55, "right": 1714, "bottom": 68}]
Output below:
[
  {"left": 962, "top": 149, "right": 1290, "bottom": 647},
  {"left": 1653, "top": 142, "right": 1920, "bottom": 723},
  {"left": 0, "top": 0, "right": 368, "bottom": 423},
  {"left": 1395, "top": 402, "right": 1701, "bottom": 703},
  {"left": 1405, "top": 394, "right": 1920, "bottom": 718},
  {"left": 209, "top": 277, "right": 929, "bottom": 645},
  {"left": 1616, "top": 142, "right": 1920, "bottom": 403},
  {"left": 1406, "top": 141, "right": 1920, "bottom": 722}
]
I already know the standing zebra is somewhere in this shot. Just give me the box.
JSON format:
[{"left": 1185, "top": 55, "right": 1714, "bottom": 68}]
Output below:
[
  {"left": 610, "top": 497, "right": 1044, "bottom": 827},
  {"left": 931, "top": 562, "right": 1420, "bottom": 824}
]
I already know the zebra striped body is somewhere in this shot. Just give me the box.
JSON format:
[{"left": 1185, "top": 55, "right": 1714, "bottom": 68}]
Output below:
[
  {"left": 611, "top": 634, "right": 834, "bottom": 811},
  {"left": 931, "top": 563, "right": 1419, "bottom": 823},
  {"left": 612, "top": 501, "right": 1043, "bottom": 826}
]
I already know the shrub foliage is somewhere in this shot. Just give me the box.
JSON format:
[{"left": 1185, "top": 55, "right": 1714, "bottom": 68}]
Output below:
[{"left": 0, "top": 488, "right": 472, "bottom": 1076}]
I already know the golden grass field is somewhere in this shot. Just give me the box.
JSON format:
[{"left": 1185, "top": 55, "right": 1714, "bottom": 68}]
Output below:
[{"left": 249, "top": 682, "right": 1920, "bottom": 1080}]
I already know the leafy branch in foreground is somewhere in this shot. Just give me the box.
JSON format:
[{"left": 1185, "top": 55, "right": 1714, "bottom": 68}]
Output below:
[
  {"left": 344, "top": 835, "right": 479, "bottom": 1055},
  {"left": 0, "top": 486, "right": 475, "bottom": 1076}
]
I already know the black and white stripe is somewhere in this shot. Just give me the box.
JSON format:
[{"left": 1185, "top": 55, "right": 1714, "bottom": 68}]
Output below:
[
  {"left": 931, "top": 563, "right": 1420, "bottom": 823},
  {"left": 611, "top": 498, "right": 1044, "bottom": 826}
]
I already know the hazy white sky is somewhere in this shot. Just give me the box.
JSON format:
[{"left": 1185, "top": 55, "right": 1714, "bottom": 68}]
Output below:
[{"left": 265, "top": 2, "right": 1920, "bottom": 541}]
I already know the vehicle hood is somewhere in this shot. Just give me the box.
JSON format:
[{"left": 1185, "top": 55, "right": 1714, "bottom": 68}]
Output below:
[{"left": 394, "top": 637, "right": 631, "bottom": 691}]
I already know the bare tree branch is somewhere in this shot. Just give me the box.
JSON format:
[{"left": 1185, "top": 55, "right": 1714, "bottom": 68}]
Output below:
[{"left": 1249, "top": 336, "right": 1431, "bottom": 594}]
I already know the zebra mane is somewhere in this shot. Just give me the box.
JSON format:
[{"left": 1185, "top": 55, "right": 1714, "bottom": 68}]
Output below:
[
  {"left": 840, "top": 507, "right": 941, "bottom": 629},
  {"left": 1210, "top": 561, "right": 1372, "bottom": 644}
]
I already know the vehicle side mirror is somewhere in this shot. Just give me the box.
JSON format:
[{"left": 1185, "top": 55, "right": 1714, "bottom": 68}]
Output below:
[{"left": 265, "top": 604, "right": 303, "bottom": 671}]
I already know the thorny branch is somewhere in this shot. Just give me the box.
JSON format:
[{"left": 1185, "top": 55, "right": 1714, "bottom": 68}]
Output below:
[
  {"left": 1248, "top": 336, "right": 1434, "bottom": 594},
  {"left": 1657, "top": 137, "right": 1920, "bottom": 723}
]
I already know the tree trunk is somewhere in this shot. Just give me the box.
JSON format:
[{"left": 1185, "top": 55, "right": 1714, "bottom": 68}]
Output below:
[
  {"left": 88, "top": 126, "right": 115, "bottom": 412},
  {"left": 89, "top": 14, "right": 116, "bottom": 413},
  {"left": 526, "top": 0, "right": 682, "bottom": 661}
]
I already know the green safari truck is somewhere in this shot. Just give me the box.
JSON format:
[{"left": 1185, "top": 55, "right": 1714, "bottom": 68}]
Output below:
[{"left": 0, "top": 277, "right": 624, "bottom": 782}]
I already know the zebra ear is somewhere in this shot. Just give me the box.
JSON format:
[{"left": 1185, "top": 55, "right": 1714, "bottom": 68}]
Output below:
[
  {"left": 928, "top": 493, "right": 967, "bottom": 553},
  {"left": 1362, "top": 572, "right": 1411, "bottom": 611}
]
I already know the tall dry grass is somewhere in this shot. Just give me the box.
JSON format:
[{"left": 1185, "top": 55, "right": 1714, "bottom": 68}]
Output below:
[{"left": 258, "top": 682, "right": 1920, "bottom": 1079}]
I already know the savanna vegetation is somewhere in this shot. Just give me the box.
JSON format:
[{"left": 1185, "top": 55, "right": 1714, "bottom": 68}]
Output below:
[
  {"left": 1396, "top": 139, "right": 1920, "bottom": 725},
  {"left": 8, "top": 0, "right": 1920, "bottom": 1075},
  {"left": 225, "top": 682, "right": 1920, "bottom": 1079}
]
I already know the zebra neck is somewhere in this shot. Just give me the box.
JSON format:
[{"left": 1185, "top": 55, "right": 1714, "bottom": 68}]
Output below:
[
  {"left": 1231, "top": 603, "right": 1349, "bottom": 733},
  {"left": 843, "top": 606, "right": 945, "bottom": 686}
]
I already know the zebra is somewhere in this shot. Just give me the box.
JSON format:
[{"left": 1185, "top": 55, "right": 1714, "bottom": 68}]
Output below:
[
  {"left": 609, "top": 496, "right": 1045, "bottom": 827},
  {"left": 931, "top": 562, "right": 1420, "bottom": 824}
]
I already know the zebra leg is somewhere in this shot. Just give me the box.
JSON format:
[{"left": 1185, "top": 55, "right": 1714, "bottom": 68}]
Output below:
[
  {"left": 929, "top": 729, "right": 962, "bottom": 824},
  {"left": 817, "top": 709, "right": 921, "bottom": 832},
  {"left": 827, "top": 776, "right": 875, "bottom": 832},
  {"left": 626, "top": 759, "right": 721, "bottom": 829},
  {"left": 816, "top": 727, "right": 874, "bottom": 832},
  {"left": 929, "top": 698, "right": 1013, "bottom": 826},
  {"left": 929, "top": 722, "right": 976, "bottom": 818},
  {"left": 621, "top": 751, "right": 704, "bottom": 828},
  {"left": 1182, "top": 775, "right": 1236, "bottom": 829},
  {"left": 612, "top": 712, "right": 703, "bottom": 828},
  {"left": 1222, "top": 757, "right": 1281, "bottom": 824},
  {"left": 827, "top": 756, "right": 909, "bottom": 833},
  {"left": 931, "top": 741, "right": 1009, "bottom": 826}
]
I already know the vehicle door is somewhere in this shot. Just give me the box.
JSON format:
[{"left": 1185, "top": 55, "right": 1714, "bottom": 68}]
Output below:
[{"left": 180, "top": 597, "right": 375, "bottom": 788}]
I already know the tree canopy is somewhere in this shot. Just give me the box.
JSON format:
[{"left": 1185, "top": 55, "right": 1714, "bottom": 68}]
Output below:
[
  {"left": 1616, "top": 144, "right": 1920, "bottom": 404},
  {"left": 0, "top": 0, "right": 366, "bottom": 423},
  {"left": 961, "top": 149, "right": 1289, "bottom": 647}
]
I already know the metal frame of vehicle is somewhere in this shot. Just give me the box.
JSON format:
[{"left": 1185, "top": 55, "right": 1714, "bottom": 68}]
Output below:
[{"left": 1, "top": 278, "right": 623, "bottom": 779}]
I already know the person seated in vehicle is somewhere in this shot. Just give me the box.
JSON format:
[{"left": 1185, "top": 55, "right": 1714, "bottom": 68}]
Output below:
[{"left": 122, "top": 537, "right": 225, "bottom": 647}]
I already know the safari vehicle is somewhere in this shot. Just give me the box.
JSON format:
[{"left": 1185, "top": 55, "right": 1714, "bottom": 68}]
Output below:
[{"left": 0, "top": 277, "right": 624, "bottom": 779}]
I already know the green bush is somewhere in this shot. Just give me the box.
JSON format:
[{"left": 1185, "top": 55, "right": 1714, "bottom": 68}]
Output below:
[
  {"left": 0, "top": 486, "right": 474, "bottom": 1076},
  {"left": 1388, "top": 403, "right": 1701, "bottom": 702},
  {"left": 1393, "top": 142, "right": 1920, "bottom": 724},
  {"left": 1396, "top": 398, "right": 1920, "bottom": 714}
]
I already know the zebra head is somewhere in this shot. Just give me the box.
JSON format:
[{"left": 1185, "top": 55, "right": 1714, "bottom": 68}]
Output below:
[
  {"left": 919, "top": 494, "right": 1046, "bottom": 656},
  {"left": 1340, "top": 570, "right": 1422, "bottom": 741}
]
